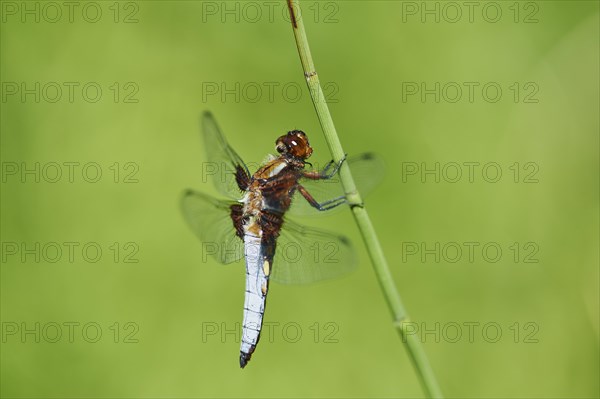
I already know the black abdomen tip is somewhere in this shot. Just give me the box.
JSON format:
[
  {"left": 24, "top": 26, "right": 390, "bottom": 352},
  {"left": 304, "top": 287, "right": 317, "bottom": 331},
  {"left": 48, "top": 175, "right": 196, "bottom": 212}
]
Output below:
[{"left": 240, "top": 352, "right": 252, "bottom": 368}]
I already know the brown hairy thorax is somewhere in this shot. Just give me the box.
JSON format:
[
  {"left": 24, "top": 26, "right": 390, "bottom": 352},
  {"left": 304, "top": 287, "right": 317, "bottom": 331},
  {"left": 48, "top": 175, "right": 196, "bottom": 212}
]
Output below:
[{"left": 239, "top": 130, "right": 316, "bottom": 240}]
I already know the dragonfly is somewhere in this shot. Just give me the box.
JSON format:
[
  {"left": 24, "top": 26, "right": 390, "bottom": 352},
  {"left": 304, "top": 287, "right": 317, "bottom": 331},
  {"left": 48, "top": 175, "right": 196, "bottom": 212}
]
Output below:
[{"left": 181, "top": 112, "right": 383, "bottom": 368}]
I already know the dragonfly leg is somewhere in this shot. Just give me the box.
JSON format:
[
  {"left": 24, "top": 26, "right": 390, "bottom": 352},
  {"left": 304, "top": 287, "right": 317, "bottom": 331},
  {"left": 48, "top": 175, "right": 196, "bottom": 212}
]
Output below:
[
  {"left": 298, "top": 184, "right": 347, "bottom": 211},
  {"left": 303, "top": 154, "right": 347, "bottom": 180}
]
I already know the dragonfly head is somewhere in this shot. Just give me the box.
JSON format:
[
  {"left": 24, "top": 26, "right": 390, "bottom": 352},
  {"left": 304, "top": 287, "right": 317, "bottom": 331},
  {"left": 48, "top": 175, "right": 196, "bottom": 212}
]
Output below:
[{"left": 276, "top": 130, "right": 313, "bottom": 161}]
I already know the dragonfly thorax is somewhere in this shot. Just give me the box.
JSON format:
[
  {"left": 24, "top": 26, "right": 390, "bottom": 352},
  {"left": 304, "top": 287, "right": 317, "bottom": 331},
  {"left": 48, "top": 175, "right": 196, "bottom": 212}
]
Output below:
[{"left": 246, "top": 157, "right": 302, "bottom": 218}]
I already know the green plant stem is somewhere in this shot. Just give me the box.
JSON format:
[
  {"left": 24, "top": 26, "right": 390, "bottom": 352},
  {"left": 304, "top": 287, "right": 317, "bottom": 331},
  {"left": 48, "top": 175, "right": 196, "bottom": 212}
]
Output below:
[{"left": 286, "top": 1, "right": 443, "bottom": 397}]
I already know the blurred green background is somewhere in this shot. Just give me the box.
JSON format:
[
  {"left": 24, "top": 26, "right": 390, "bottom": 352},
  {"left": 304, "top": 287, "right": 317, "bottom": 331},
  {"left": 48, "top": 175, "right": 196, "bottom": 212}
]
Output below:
[{"left": 1, "top": 1, "right": 598, "bottom": 398}]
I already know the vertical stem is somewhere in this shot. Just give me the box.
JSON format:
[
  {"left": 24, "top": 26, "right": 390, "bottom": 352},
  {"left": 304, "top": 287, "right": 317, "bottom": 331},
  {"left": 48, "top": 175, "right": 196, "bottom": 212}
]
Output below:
[{"left": 286, "top": 1, "right": 443, "bottom": 398}]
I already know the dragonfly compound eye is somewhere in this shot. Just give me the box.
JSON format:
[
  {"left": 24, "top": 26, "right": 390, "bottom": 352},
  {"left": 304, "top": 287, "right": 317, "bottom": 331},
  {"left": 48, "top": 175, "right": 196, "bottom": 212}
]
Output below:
[{"left": 276, "top": 130, "right": 313, "bottom": 159}]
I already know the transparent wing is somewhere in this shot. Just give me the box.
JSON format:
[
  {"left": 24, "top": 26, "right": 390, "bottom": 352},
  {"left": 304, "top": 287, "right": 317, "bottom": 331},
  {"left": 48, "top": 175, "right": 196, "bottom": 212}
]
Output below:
[
  {"left": 201, "top": 111, "right": 251, "bottom": 200},
  {"left": 180, "top": 189, "right": 244, "bottom": 264},
  {"left": 288, "top": 152, "right": 385, "bottom": 216},
  {"left": 270, "top": 219, "right": 358, "bottom": 285}
]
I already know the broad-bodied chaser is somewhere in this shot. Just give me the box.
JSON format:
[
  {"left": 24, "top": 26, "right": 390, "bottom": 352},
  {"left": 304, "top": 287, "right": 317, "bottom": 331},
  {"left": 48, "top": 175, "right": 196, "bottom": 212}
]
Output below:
[{"left": 181, "top": 112, "right": 382, "bottom": 368}]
